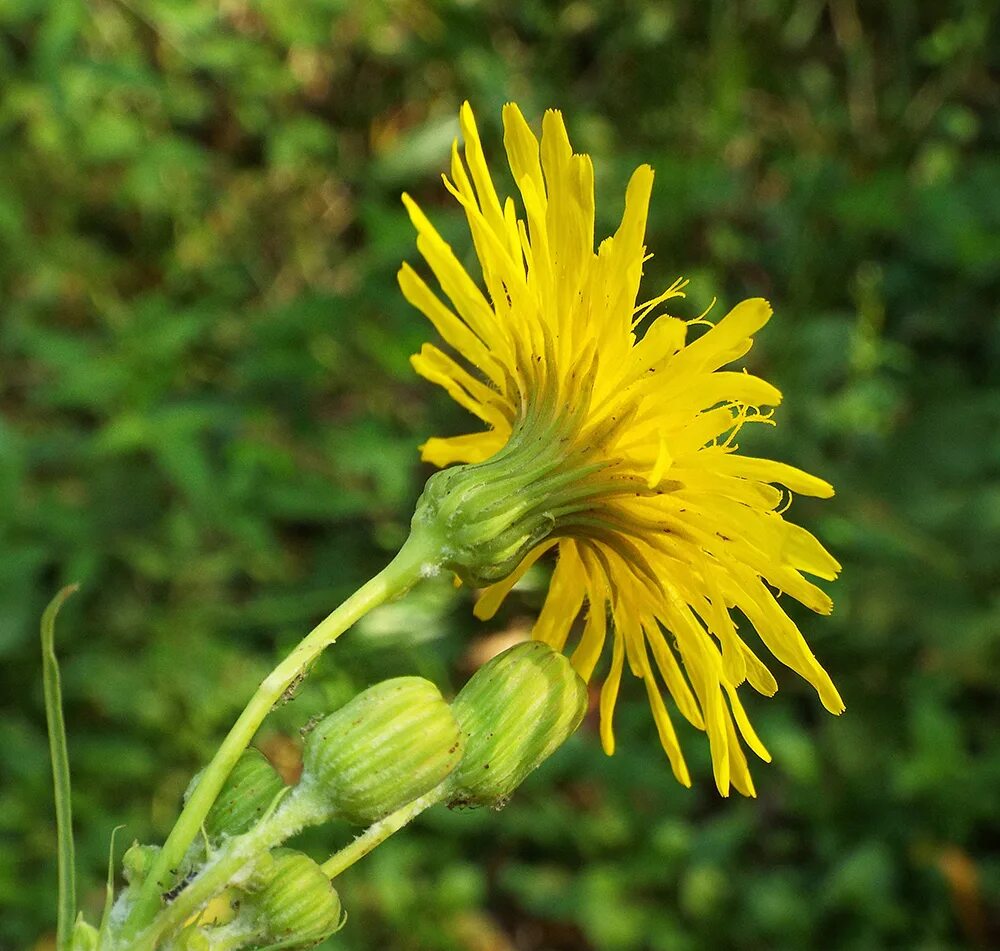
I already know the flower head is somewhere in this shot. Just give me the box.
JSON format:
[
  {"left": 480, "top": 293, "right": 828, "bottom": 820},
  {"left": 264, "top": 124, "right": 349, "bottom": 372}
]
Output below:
[{"left": 401, "top": 102, "right": 843, "bottom": 796}]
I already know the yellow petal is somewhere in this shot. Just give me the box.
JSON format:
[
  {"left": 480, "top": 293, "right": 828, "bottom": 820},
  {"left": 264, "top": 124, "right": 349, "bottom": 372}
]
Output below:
[
  {"left": 532, "top": 542, "right": 587, "bottom": 651},
  {"left": 725, "top": 685, "right": 771, "bottom": 763},
  {"left": 571, "top": 600, "right": 607, "bottom": 682},
  {"left": 474, "top": 539, "right": 557, "bottom": 620},
  {"left": 599, "top": 628, "right": 626, "bottom": 755},
  {"left": 724, "top": 711, "right": 757, "bottom": 798},
  {"left": 668, "top": 298, "right": 772, "bottom": 376},
  {"left": 731, "top": 570, "right": 845, "bottom": 714},
  {"left": 501, "top": 102, "right": 544, "bottom": 200},
  {"left": 411, "top": 344, "right": 507, "bottom": 428},
  {"left": 398, "top": 263, "right": 497, "bottom": 378},
  {"left": 402, "top": 194, "right": 502, "bottom": 347},
  {"left": 713, "top": 454, "right": 835, "bottom": 498},
  {"left": 458, "top": 101, "right": 505, "bottom": 234},
  {"left": 420, "top": 432, "right": 502, "bottom": 467},
  {"left": 782, "top": 522, "right": 842, "bottom": 580},
  {"left": 642, "top": 667, "right": 691, "bottom": 787}
]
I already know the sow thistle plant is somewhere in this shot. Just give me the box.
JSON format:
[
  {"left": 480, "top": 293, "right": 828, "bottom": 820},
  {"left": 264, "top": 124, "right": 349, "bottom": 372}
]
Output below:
[{"left": 42, "top": 102, "right": 841, "bottom": 950}]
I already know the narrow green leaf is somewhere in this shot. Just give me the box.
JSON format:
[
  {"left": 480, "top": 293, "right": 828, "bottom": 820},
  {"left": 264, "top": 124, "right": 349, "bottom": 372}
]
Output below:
[
  {"left": 41, "top": 584, "right": 80, "bottom": 951},
  {"left": 99, "top": 824, "right": 126, "bottom": 942}
]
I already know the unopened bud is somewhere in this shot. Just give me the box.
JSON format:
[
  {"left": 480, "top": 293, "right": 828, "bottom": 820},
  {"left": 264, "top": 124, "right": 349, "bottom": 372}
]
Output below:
[
  {"left": 249, "top": 849, "right": 344, "bottom": 945},
  {"left": 449, "top": 641, "right": 587, "bottom": 808},
  {"left": 122, "top": 842, "right": 159, "bottom": 886},
  {"left": 301, "top": 677, "right": 463, "bottom": 824},
  {"left": 70, "top": 916, "right": 98, "bottom": 951},
  {"left": 203, "top": 748, "right": 286, "bottom": 840}
]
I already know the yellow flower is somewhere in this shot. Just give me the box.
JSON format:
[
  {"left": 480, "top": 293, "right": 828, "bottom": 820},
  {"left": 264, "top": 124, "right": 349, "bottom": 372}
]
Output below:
[{"left": 400, "top": 102, "right": 843, "bottom": 797}]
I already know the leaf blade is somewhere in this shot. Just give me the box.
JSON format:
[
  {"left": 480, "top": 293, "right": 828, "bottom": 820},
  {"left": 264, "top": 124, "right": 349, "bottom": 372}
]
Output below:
[{"left": 41, "top": 584, "right": 80, "bottom": 951}]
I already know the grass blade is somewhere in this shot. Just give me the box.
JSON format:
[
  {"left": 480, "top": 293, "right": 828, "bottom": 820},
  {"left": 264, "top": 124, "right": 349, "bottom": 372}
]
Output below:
[{"left": 41, "top": 584, "right": 80, "bottom": 951}]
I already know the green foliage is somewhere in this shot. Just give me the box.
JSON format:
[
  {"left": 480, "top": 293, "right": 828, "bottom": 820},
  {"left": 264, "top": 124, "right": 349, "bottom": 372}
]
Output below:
[{"left": 2, "top": 0, "right": 998, "bottom": 948}]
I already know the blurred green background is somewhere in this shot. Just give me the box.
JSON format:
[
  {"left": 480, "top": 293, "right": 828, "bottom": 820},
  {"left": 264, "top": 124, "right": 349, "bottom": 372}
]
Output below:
[{"left": 2, "top": 0, "right": 999, "bottom": 948}]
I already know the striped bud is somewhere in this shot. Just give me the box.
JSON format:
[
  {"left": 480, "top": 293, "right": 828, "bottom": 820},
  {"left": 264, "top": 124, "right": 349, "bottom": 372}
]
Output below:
[
  {"left": 449, "top": 641, "right": 587, "bottom": 808},
  {"left": 250, "top": 849, "right": 344, "bottom": 946},
  {"left": 203, "top": 748, "right": 286, "bottom": 840},
  {"left": 301, "top": 677, "right": 463, "bottom": 824}
]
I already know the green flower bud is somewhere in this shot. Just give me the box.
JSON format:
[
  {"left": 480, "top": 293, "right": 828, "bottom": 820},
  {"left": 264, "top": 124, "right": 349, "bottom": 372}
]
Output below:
[
  {"left": 249, "top": 849, "right": 344, "bottom": 946},
  {"left": 70, "top": 916, "right": 99, "bottom": 951},
  {"left": 122, "top": 841, "right": 160, "bottom": 886},
  {"left": 301, "top": 677, "right": 463, "bottom": 825},
  {"left": 203, "top": 748, "right": 286, "bottom": 840},
  {"left": 449, "top": 641, "right": 587, "bottom": 808}
]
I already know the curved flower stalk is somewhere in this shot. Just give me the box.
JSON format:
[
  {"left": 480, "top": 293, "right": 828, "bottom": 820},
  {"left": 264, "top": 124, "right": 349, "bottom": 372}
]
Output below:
[{"left": 403, "top": 102, "right": 843, "bottom": 797}]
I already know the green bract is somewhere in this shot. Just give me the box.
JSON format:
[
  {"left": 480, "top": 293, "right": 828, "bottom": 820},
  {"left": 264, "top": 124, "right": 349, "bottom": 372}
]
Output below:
[
  {"left": 249, "top": 850, "right": 344, "bottom": 946},
  {"left": 414, "top": 456, "right": 555, "bottom": 587}
]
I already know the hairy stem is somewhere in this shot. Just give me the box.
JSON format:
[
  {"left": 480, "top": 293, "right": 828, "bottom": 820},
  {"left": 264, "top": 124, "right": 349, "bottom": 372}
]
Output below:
[
  {"left": 321, "top": 784, "right": 448, "bottom": 880},
  {"left": 120, "top": 527, "right": 442, "bottom": 939},
  {"left": 133, "top": 790, "right": 324, "bottom": 950}
]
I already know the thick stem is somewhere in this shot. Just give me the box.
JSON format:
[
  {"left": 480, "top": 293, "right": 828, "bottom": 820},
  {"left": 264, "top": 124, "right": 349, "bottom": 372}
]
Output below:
[
  {"left": 120, "top": 528, "right": 442, "bottom": 940},
  {"left": 320, "top": 784, "right": 447, "bottom": 880}
]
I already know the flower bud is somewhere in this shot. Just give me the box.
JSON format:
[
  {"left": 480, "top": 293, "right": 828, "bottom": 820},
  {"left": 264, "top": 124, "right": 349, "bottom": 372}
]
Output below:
[
  {"left": 249, "top": 849, "right": 344, "bottom": 946},
  {"left": 301, "top": 677, "right": 463, "bottom": 824},
  {"left": 449, "top": 641, "right": 587, "bottom": 808},
  {"left": 70, "top": 916, "right": 99, "bottom": 951},
  {"left": 122, "top": 841, "right": 159, "bottom": 886},
  {"left": 203, "top": 748, "right": 286, "bottom": 840}
]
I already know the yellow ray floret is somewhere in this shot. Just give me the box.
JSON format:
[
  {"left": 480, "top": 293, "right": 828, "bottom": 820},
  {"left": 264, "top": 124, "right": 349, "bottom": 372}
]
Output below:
[{"left": 400, "top": 101, "right": 843, "bottom": 796}]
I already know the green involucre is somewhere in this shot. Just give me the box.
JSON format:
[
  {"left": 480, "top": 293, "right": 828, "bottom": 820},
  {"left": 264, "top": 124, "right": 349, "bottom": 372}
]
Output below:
[
  {"left": 301, "top": 676, "right": 463, "bottom": 824},
  {"left": 202, "top": 749, "right": 287, "bottom": 841},
  {"left": 248, "top": 849, "right": 344, "bottom": 946},
  {"left": 449, "top": 641, "right": 588, "bottom": 808}
]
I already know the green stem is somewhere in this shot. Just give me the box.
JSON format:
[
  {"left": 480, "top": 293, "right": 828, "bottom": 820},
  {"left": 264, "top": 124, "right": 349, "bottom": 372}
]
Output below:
[
  {"left": 320, "top": 784, "right": 447, "bottom": 880},
  {"left": 121, "top": 528, "right": 442, "bottom": 940},
  {"left": 41, "top": 585, "right": 80, "bottom": 951},
  {"left": 133, "top": 790, "right": 324, "bottom": 950}
]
